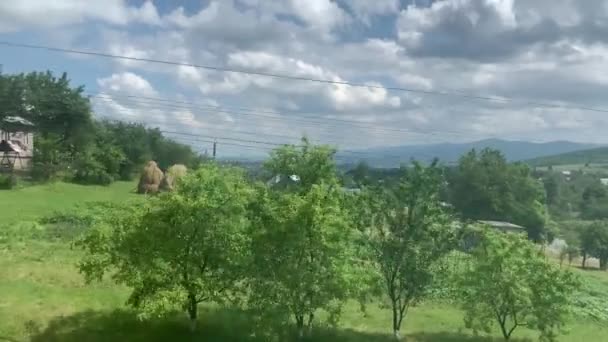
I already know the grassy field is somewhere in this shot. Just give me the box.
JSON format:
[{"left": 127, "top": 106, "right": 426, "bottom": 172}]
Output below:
[
  {"left": 1, "top": 182, "right": 608, "bottom": 341},
  {"left": 534, "top": 163, "right": 608, "bottom": 174},
  {"left": 0, "top": 181, "right": 137, "bottom": 224}
]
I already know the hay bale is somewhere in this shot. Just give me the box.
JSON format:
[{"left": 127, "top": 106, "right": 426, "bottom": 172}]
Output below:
[
  {"left": 137, "top": 161, "right": 163, "bottom": 194},
  {"left": 160, "top": 164, "right": 188, "bottom": 192}
]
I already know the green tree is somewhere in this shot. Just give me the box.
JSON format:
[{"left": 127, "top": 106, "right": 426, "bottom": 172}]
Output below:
[
  {"left": 78, "top": 164, "right": 253, "bottom": 329},
  {"left": 350, "top": 161, "right": 372, "bottom": 187},
  {"left": 249, "top": 184, "right": 356, "bottom": 338},
  {"left": 449, "top": 148, "right": 547, "bottom": 241},
  {"left": 566, "top": 245, "right": 579, "bottom": 266},
  {"left": 0, "top": 72, "right": 94, "bottom": 155},
  {"left": 580, "top": 183, "right": 608, "bottom": 219},
  {"left": 263, "top": 137, "right": 337, "bottom": 193},
  {"left": 357, "top": 161, "right": 456, "bottom": 339},
  {"left": 579, "top": 222, "right": 608, "bottom": 270},
  {"left": 101, "top": 121, "right": 203, "bottom": 180},
  {"left": 543, "top": 175, "right": 560, "bottom": 206},
  {"left": 248, "top": 140, "right": 359, "bottom": 339},
  {"left": 459, "top": 228, "right": 579, "bottom": 341}
]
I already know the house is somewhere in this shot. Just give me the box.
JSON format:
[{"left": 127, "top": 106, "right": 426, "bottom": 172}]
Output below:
[{"left": 0, "top": 116, "right": 34, "bottom": 171}]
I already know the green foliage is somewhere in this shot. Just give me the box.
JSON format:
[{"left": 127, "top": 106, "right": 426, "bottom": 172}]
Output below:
[
  {"left": 0, "top": 71, "right": 203, "bottom": 184},
  {"left": 78, "top": 164, "right": 253, "bottom": 327},
  {"left": 356, "top": 161, "right": 457, "bottom": 338},
  {"left": 72, "top": 148, "right": 117, "bottom": 186},
  {"left": 249, "top": 184, "right": 357, "bottom": 338},
  {"left": 578, "top": 222, "right": 608, "bottom": 270},
  {"left": 264, "top": 137, "right": 337, "bottom": 193},
  {"left": 0, "top": 173, "right": 17, "bottom": 189},
  {"left": 543, "top": 175, "right": 560, "bottom": 206},
  {"left": 459, "top": 229, "right": 580, "bottom": 341},
  {"left": 0, "top": 72, "right": 93, "bottom": 181},
  {"left": 248, "top": 140, "right": 360, "bottom": 339},
  {"left": 31, "top": 133, "right": 72, "bottom": 181},
  {"left": 579, "top": 182, "right": 608, "bottom": 219},
  {"left": 449, "top": 148, "right": 547, "bottom": 241}
]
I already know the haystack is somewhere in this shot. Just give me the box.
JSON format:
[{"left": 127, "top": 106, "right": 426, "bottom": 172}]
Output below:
[
  {"left": 138, "top": 161, "right": 164, "bottom": 194},
  {"left": 160, "top": 164, "right": 188, "bottom": 192}
]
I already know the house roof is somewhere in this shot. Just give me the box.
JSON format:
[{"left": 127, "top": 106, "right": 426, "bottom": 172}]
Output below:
[{"left": 1, "top": 116, "right": 35, "bottom": 132}]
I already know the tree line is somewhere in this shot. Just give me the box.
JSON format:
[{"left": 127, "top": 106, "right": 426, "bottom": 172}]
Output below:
[
  {"left": 78, "top": 140, "right": 578, "bottom": 341},
  {"left": 0, "top": 71, "right": 203, "bottom": 185}
]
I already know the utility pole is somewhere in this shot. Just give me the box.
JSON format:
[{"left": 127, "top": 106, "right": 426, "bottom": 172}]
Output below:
[{"left": 212, "top": 139, "right": 217, "bottom": 159}]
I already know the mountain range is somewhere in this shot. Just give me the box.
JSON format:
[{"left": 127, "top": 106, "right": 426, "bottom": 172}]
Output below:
[{"left": 336, "top": 139, "right": 599, "bottom": 168}]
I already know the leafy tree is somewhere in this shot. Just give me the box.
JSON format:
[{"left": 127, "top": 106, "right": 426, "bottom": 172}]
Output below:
[
  {"left": 0, "top": 71, "right": 94, "bottom": 156},
  {"left": 566, "top": 245, "right": 579, "bottom": 266},
  {"left": 78, "top": 164, "right": 253, "bottom": 329},
  {"left": 459, "top": 228, "right": 579, "bottom": 341},
  {"left": 263, "top": 137, "right": 337, "bottom": 193},
  {"left": 350, "top": 161, "right": 372, "bottom": 187},
  {"left": 100, "top": 121, "right": 204, "bottom": 180},
  {"left": 1, "top": 71, "right": 203, "bottom": 183},
  {"left": 543, "top": 175, "right": 560, "bottom": 206},
  {"left": 357, "top": 161, "right": 456, "bottom": 339},
  {"left": 249, "top": 184, "right": 357, "bottom": 338},
  {"left": 248, "top": 140, "right": 359, "bottom": 339},
  {"left": 580, "top": 183, "right": 608, "bottom": 219},
  {"left": 449, "top": 148, "right": 547, "bottom": 241},
  {"left": 578, "top": 222, "right": 608, "bottom": 270}
]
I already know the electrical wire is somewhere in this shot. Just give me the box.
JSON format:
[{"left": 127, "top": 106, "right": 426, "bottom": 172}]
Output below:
[{"left": 3, "top": 40, "right": 608, "bottom": 114}]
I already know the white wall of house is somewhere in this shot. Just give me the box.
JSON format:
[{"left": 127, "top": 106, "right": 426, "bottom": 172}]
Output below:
[{"left": 0, "top": 130, "right": 34, "bottom": 170}]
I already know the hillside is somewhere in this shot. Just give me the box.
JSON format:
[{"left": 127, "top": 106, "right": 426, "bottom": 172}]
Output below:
[
  {"left": 527, "top": 147, "right": 608, "bottom": 167},
  {"left": 337, "top": 139, "right": 596, "bottom": 168}
]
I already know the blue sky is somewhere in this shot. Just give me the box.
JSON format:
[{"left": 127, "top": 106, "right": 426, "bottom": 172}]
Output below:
[{"left": 2, "top": 0, "right": 608, "bottom": 157}]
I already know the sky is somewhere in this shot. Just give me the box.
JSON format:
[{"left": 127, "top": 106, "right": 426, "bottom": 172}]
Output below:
[{"left": 1, "top": 0, "right": 608, "bottom": 158}]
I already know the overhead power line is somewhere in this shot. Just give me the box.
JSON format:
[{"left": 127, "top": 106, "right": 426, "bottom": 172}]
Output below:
[
  {"left": 89, "top": 93, "right": 472, "bottom": 137},
  {"left": 3, "top": 41, "right": 608, "bottom": 114}
]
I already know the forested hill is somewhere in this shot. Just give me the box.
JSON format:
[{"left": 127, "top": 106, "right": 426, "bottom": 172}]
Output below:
[
  {"left": 338, "top": 139, "right": 596, "bottom": 168},
  {"left": 527, "top": 147, "right": 608, "bottom": 166}
]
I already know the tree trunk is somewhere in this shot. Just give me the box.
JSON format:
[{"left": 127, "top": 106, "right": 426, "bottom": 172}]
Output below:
[
  {"left": 295, "top": 314, "right": 305, "bottom": 340},
  {"left": 498, "top": 321, "right": 511, "bottom": 340},
  {"left": 582, "top": 253, "right": 587, "bottom": 269},
  {"left": 306, "top": 312, "right": 314, "bottom": 337},
  {"left": 187, "top": 293, "right": 198, "bottom": 332},
  {"left": 392, "top": 303, "right": 401, "bottom": 340}
]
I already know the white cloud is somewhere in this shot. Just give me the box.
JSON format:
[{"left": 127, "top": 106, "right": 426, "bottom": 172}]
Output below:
[
  {"left": 97, "top": 72, "right": 158, "bottom": 96},
  {"left": 0, "top": 0, "right": 160, "bottom": 32},
  {"left": 7, "top": 0, "right": 608, "bottom": 149},
  {"left": 288, "top": 0, "right": 351, "bottom": 33},
  {"left": 343, "top": 0, "right": 400, "bottom": 24}
]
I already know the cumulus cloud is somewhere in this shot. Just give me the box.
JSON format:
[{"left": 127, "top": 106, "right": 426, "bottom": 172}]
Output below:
[
  {"left": 0, "top": 0, "right": 160, "bottom": 32},
  {"left": 340, "top": 0, "right": 400, "bottom": 24},
  {"left": 97, "top": 72, "right": 158, "bottom": 96},
  {"left": 6, "top": 0, "right": 608, "bottom": 150}
]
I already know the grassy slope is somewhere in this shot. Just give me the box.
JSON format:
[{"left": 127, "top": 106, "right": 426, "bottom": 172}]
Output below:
[
  {"left": 0, "top": 182, "right": 137, "bottom": 224},
  {"left": 0, "top": 182, "right": 607, "bottom": 342},
  {"left": 527, "top": 147, "right": 608, "bottom": 167}
]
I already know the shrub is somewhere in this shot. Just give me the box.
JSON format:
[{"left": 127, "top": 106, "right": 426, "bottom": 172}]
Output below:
[
  {"left": 0, "top": 174, "right": 17, "bottom": 189},
  {"left": 72, "top": 153, "right": 114, "bottom": 185}
]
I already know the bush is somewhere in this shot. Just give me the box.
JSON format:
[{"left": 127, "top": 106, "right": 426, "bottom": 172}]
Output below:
[
  {"left": 72, "top": 153, "right": 114, "bottom": 185},
  {"left": 0, "top": 174, "right": 17, "bottom": 189}
]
